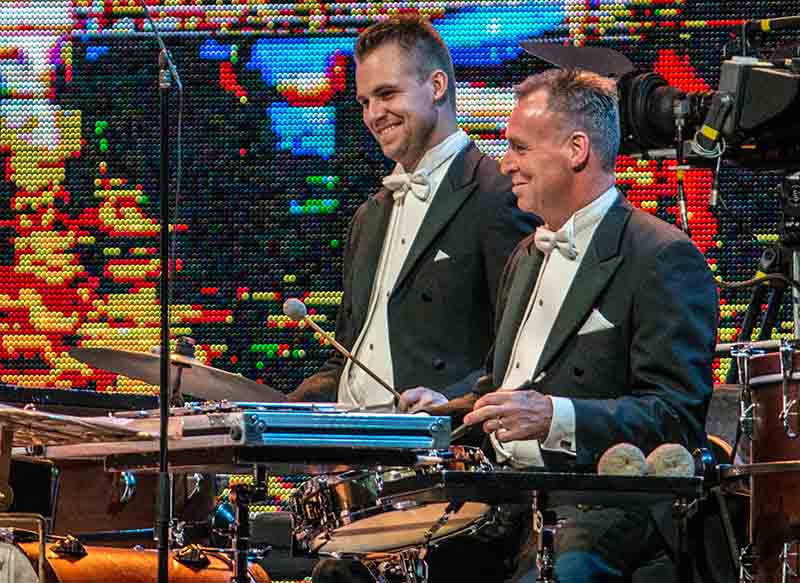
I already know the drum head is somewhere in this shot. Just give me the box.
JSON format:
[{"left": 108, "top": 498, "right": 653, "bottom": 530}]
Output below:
[
  {"left": 0, "top": 542, "right": 37, "bottom": 583},
  {"left": 312, "top": 502, "right": 489, "bottom": 554}
]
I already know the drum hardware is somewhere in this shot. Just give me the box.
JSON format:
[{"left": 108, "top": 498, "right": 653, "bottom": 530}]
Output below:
[
  {"left": 781, "top": 542, "right": 800, "bottom": 583},
  {"left": 741, "top": 544, "right": 758, "bottom": 583},
  {"left": 537, "top": 525, "right": 556, "bottom": 583},
  {"left": 780, "top": 341, "right": 800, "bottom": 438},
  {"left": 361, "top": 549, "right": 430, "bottom": 583},
  {"left": 716, "top": 340, "right": 783, "bottom": 358},
  {"left": 712, "top": 485, "right": 744, "bottom": 574},
  {"left": 186, "top": 472, "right": 204, "bottom": 501},
  {"left": 723, "top": 239, "right": 796, "bottom": 387},
  {"left": 49, "top": 534, "right": 87, "bottom": 557},
  {"left": 732, "top": 343, "right": 758, "bottom": 440},
  {"left": 674, "top": 496, "right": 701, "bottom": 583},
  {"left": 394, "top": 548, "right": 429, "bottom": 583},
  {"left": 111, "top": 472, "right": 137, "bottom": 506},
  {"left": 420, "top": 500, "right": 464, "bottom": 549},
  {"left": 173, "top": 542, "right": 210, "bottom": 567},
  {"left": 229, "top": 482, "right": 263, "bottom": 583}
]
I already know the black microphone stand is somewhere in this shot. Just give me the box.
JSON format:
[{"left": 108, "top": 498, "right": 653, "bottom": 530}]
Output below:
[
  {"left": 157, "top": 46, "right": 173, "bottom": 583},
  {"left": 138, "top": 2, "right": 183, "bottom": 581}
]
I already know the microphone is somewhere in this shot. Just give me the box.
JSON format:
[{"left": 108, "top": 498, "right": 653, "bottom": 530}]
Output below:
[{"left": 282, "top": 298, "right": 402, "bottom": 405}]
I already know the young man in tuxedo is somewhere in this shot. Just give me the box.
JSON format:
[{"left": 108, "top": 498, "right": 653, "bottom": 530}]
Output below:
[
  {"left": 290, "top": 14, "right": 538, "bottom": 583},
  {"left": 404, "top": 69, "right": 719, "bottom": 581},
  {"left": 289, "top": 15, "right": 536, "bottom": 413}
]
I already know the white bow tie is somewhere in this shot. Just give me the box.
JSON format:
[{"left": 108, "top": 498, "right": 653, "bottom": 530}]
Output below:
[
  {"left": 382, "top": 169, "right": 431, "bottom": 202},
  {"left": 534, "top": 225, "right": 578, "bottom": 260}
]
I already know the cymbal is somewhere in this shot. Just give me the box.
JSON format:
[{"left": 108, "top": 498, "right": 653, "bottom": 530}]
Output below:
[{"left": 70, "top": 347, "right": 286, "bottom": 403}]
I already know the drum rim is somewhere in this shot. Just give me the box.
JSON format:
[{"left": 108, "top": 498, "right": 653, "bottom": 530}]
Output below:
[
  {"left": 293, "top": 445, "right": 493, "bottom": 553},
  {"left": 293, "top": 445, "right": 491, "bottom": 499},
  {"left": 747, "top": 350, "right": 800, "bottom": 384},
  {"left": 309, "top": 500, "right": 493, "bottom": 554},
  {"left": 747, "top": 372, "right": 800, "bottom": 386},
  {"left": 720, "top": 460, "right": 800, "bottom": 478}
]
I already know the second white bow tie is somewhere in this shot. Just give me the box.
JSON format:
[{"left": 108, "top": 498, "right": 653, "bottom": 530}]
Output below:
[
  {"left": 383, "top": 169, "right": 431, "bottom": 202},
  {"left": 534, "top": 225, "right": 578, "bottom": 260}
]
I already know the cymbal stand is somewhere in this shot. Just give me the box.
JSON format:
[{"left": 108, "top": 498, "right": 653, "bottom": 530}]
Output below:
[
  {"left": 726, "top": 173, "right": 800, "bottom": 384},
  {"left": 725, "top": 246, "right": 787, "bottom": 384},
  {"left": 229, "top": 477, "right": 266, "bottom": 583}
]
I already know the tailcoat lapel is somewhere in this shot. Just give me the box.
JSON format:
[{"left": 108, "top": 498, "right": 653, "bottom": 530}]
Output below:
[
  {"left": 392, "top": 144, "right": 482, "bottom": 292},
  {"left": 350, "top": 190, "right": 393, "bottom": 327},
  {"left": 533, "top": 199, "right": 631, "bottom": 377}
]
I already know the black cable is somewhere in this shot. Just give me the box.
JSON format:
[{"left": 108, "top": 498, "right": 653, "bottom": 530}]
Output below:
[{"left": 711, "top": 189, "right": 760, "bottom": 245}]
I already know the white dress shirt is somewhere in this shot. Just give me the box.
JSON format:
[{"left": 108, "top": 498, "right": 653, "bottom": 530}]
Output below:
[
  {"left": 491, "top": 186, "right": 618, "bottom": 468},
  {"left": 338, "top": 129, "right": 470, "bottom": 409}
]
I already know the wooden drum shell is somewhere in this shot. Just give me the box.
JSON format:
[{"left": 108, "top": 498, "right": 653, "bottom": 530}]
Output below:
[{"left": 19, "top": 542, "right": 271, "bottom": 583}]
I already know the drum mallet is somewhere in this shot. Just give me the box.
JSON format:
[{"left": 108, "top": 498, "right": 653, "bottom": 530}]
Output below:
[{"left": 283, "top": 298, "right": 402, "bottom": 406}]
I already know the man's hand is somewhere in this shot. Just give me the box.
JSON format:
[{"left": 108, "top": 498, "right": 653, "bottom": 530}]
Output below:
[
  {"left": 398, "top": 387, "right": 449, "bottom": 413},
  {"left": 462, "top": 390, "right": 553, "bottom": 442}
]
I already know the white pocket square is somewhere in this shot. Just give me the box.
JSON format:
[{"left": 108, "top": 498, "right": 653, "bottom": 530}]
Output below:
[
  {"left": 434, "top": 249, "right": 451, "bottom": 262},
  {"left": 578, "top": 309, "right": 615, "bottom": 335}
]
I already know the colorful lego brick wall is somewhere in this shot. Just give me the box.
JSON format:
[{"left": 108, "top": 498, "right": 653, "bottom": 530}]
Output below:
[
  {"left": 5, "top": 1, "right": 800, "bottom": 579},
  {"left": 5, "top": 1, "right": 800, "bottom": 395}
]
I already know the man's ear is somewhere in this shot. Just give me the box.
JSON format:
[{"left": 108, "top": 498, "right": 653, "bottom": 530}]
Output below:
[
  {"left": 430, "top": 69, "right": 449, "bottom": 104},
  {"left": 569, "top": 131, "right": 591, "bottom": 171}
]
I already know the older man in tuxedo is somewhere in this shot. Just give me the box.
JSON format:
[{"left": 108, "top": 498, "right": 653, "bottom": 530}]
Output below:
[{"left": 405, "top": 69, "right": 719, "bottom": 582}]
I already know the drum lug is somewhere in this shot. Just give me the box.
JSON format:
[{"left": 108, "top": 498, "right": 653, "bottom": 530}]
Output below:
[
  {"left": 375, "top": 473, "right": 384, "bottom": 494},
  {"left": 174, "top": 543, "right": 210, "bottom": 568},
  {"left": 780, "top": 340, "right": 800, "bottom": 438},
  {"left": 739, "top": 543, "right": 757, "bottom": 583},
  {"left": 732, "top": 344, "right": 756, "bottom": 438},
  {"left": 172, "top": 519, "right": 186, "bottom": 547},
  {"left": 782, "top": 541, "right": 800, "bottom": 583},
  {"left": 49, "top": 534, "right": 87, "bottom": 558},
  {"left": 185, "top": 473, "right": 203, "bottom": 502}
]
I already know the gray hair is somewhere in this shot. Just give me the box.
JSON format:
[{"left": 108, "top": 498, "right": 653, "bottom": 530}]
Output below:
[{"left": 515, "top": 69, "right": 620, "bottom": 172}]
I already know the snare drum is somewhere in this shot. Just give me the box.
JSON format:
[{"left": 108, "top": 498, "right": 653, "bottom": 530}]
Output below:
[{"left": 291, "top": 446, "right": 493, "bottom": 554}]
